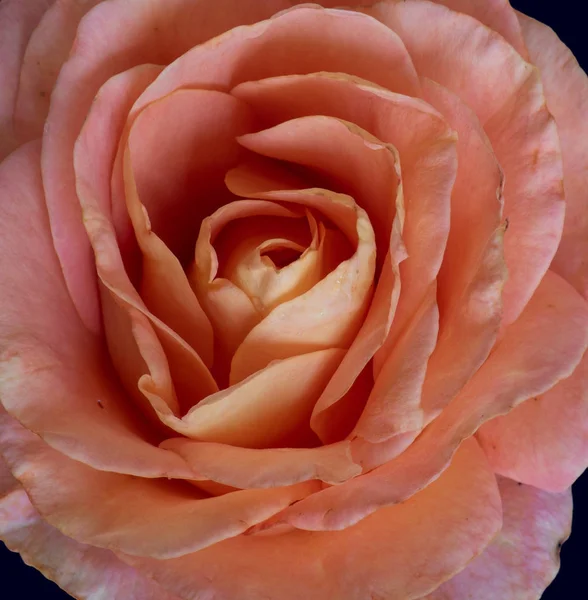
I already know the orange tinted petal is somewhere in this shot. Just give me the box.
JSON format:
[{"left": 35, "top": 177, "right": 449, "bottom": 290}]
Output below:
[
  {"left": 122, "top": 145, "right": 215, "bottom": 382},
  {"left": 174, "top": 349, "right": 346, "bottom": 448},
  {"left": 518, "top": 12, "right": 588, "bottom": 301},
  {"left": 122, "top": 89, "right": 255, "bottom": 266},
  {"left": 427, "top": 476, "right": 571, "bottom": 600},
  {"left": 237, "top": 115, "right": 401, "bottom": 257},
  {"left": 232, "top": 73, "right": 455, "bottom": 369},
  {"left": 418, "top": 77, "right": 507, "bottom": 423},
  {"left": 263, "top": 271, "right": 588, "bottom": 532},
  {"left": 83, "top": 198, "right": 218, "bottom": 418},
  {"left": 160, "top": 437, "right": 361, "bottom": 487},
  {"left": 121, "top": 439, "right": 501, "bottom": 600},
  {"left": 224, "top": 183, "right": 376, "bottom": 384},
  {"left": 219, "top": 209, "right": 326, "bottom": 316},
  {"left": 190, "top": 200, "right": 300, "bottom": 379},
  {"left": 353, "top": 284, "right": 438, "bottom": 442},
  {"left": 477, "top": 352, "right": 588, "bottom": 492},
  {"left": 0, "top": 413, "right": 318, "bottom": 559}
]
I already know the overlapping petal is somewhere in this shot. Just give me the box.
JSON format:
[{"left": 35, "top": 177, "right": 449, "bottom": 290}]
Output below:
[
  {"left": 477, "top": 352, "right": 588, "bottom": 492},
  {"left": 426, "top": 476, "right": 572, "bottom": 600},
  {"left": 41, "top": 0, "right": 366, "bottom": 331},
  {"left": 223, "top": 181, "right": 376, "bottom": 384},
  {"left": 367, "top": 0, "right": 565, "bottom": 328},
  {"left": 233, "top": 71, "right": 455, "bottom": 432},
  {"left": 0, "top": 142, "right": 195, "bottom": 480},
  {"left": 121, "top": 438, "right": 501, "bottom": 600},
  {"left": 0, "top": 0, "right": 54, "bottom": 158},
  {"left": 0, "top": 450, "right": 180, "bottom": 600},
  {"left": 518, "top": 12, "right": 588, "bottom": 301},
  {"left": 257, "top": 271, "right": 588, "bottom": 532},
  {"left": 0, "top": 1, "right": 586, "bottom": 598},
  {"left": 0, "top": 413, "right": 318, "bottom": 559}
]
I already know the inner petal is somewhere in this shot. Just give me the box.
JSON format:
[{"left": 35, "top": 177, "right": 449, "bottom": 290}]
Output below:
[
  {"left": 217, "top": 210, "right": 325, "bottom": 315},
  {"left": 225, "top": 170, "right": 377, "bottom": 385}
]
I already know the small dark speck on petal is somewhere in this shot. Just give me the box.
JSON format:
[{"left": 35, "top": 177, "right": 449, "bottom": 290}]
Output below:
[{"left": 97, "top": 399, "right": 104, "bottom": 409}]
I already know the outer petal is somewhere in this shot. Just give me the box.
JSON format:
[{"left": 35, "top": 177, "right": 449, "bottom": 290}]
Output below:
[
  {"left": 367, "top": 0, "right": 565, "bottom": 327},
  {"left": 477, "top": 351, "right": 588, "bottom": 492},
  {"left": 121, "top": 438, "right": 501, "bottom": 600},
  {"left": 0, "top": 451, "right": 180, "bottom": 600},
  {"left": 518, "top": 12, "right": 588, "bottom": 301},
  {"left": 14, "top": 0, "right": 102, "bottom": 142},
  {"left": 0, "top": 141, "right": 194, "bottom": 480},
  {"left": 426, "top": 476, "right": 572, "bottom": 600},
  {"left": 258, "top": 271, "right": 588, "bottom": 531},
  {"left": 0, "top": 0, "right": 53, "bottom": 158},
  {"left": 0, "top": 413, "right": 318, "bottom": 559},
  {"left": 430, "top": 0, "right": 528, "bottom": 58}
]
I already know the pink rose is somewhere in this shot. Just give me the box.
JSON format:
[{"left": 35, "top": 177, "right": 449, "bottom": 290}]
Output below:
[{"left": 1, "top": 1, "right": 587, "bottom": 598}]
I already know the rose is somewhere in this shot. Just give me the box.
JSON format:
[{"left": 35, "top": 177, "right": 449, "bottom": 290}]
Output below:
[{"left": 1, "top": 0, "right": 587, "bottom": 598}]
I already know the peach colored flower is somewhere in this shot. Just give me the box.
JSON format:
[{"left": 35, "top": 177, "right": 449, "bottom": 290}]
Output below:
[{"left": 1, "top": 1, "right": 587, "bottom": 598}]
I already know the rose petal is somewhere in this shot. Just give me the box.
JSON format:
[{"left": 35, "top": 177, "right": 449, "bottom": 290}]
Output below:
[
  {"left": 0, "top": 450, "right": 180, "bottom": 600},
  {"left": 259, "top": 271, "right": 588, "bottom": 532},
  {"left": 83, "top": 202, "right": 219, "bottom": 417},
  {"left": 426, "top": 476, "right": 572, "bottom": 600},
  {"left": 518, "top": 12, "right": 588, "bottom": 301},
  {"left": 0, "top": 0, "right": 53, "bottom": 158},
  {"left": 190, "top": 199, "right": 307, "bottom": 382},
  {"left": 120, "top": 438, "right": 501, "bottom": 600},
  {"left": 0, "top": 413, "right": 318, "bottom": 559},
  {"left": 133, "top": 6, "right": 420, "bottom": 115},
  {"left": 237, "top": 115, "right": 401, "bottom": 258},
  {"left": 39, "top": 0, "right": 330, "bottom": 331},
  {"left": 122, "top": 88, "right": 255, "bottom": 265},
  {"left": 417, "top": 77, "right": 507, "bottom": 423},
  {"left": 160, "top": 437, "right": 361, "bottom": 487},
  {"left": 218, "top": 209, "right": 326, "bottom": 316},
  {"left": 430, "top": 0, "right": 528, "bottom": 58},
  {"left": 122, "top": 140, "right": 215, "bottom": 371},
  {"left": 223, "top": 183, "right": 376, "bottom": 384},
  {"left": 175, "top": 349, "right": 346, "bottom": 448},
  {"left": 232, "top": 72, "right": 455, "bottom": 422},
  {"left": 353, "top": 283, "right": 438, "bottom": 442},
  {"left": 14, "top": 0, "right": 102, "bottom": 143},
  {"left": 0, "top": 142, "right": 195, "bottom": 480},
  {"left": 477, "top": 351, "right": 588, "bottom": 492},
  {"left": 74, "top": 64, "right": 162, "bottom": 232},
  {"left": 366, "top": 0, "right": 565, "bottom": 327}
]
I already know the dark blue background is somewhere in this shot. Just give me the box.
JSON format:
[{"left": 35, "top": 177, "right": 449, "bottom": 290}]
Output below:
[{"left": 1, "top": 0, "right": 586, "bottom": 598}]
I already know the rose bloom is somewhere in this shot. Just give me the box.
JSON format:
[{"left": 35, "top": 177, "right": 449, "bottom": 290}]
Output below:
[{"left": 1, "top": 0, "right": 587, "bottom": 598}]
